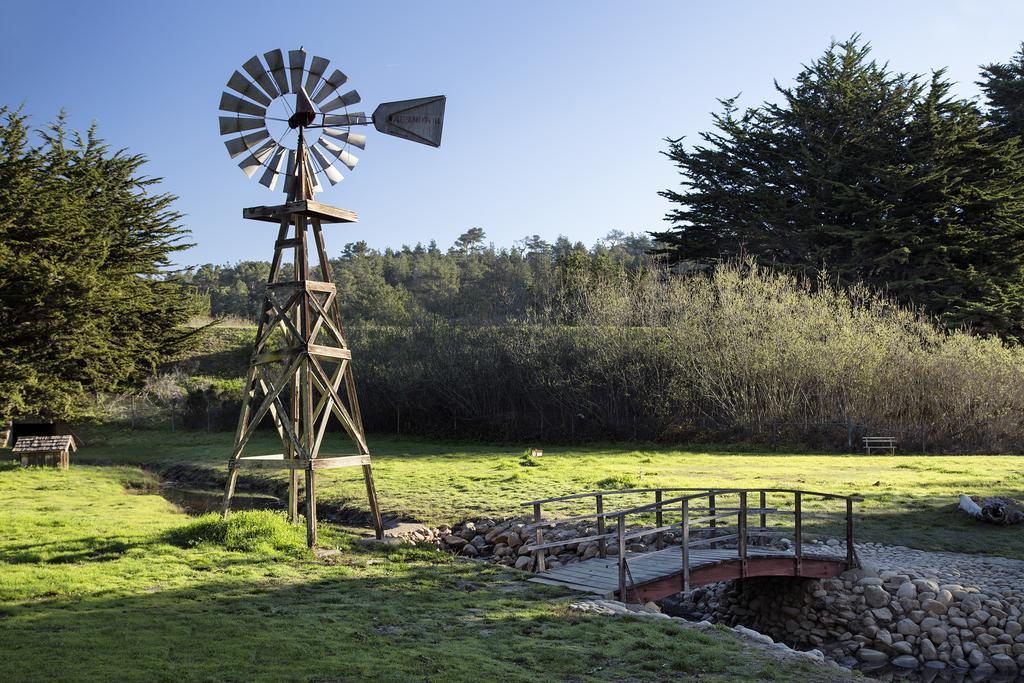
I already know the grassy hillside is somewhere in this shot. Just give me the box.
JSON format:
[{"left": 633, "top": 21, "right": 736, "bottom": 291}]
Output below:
[
  {"left": 75, "top": 426, "right": 1024, "bottom": 559},
  {"left": 0, "top": 464, "right": 849, "bottom": 682}
]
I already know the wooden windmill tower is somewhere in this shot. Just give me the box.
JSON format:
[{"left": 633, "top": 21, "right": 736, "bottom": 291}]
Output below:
[{"left": 218, "top": 48, "right": 445, "bottom": 546}]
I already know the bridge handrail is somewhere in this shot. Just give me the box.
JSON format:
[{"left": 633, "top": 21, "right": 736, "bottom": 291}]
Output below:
[
  {"left": 522, "top": 487, "right": 862, "bottom": 508},
  {"left": 521, "top": 487, "right": 719, "bottom": 507}
]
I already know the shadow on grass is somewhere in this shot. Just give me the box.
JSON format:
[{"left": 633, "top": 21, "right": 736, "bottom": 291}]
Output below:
[
  {"left": 0, "top": 536, "right": 138, "bottom": 564},
  {"left": 0, "top": 554, "right": 843, "bottom": 683}
]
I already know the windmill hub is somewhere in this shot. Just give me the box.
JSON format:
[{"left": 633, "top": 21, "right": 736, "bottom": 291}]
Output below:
[{"left": 287, "top": 111, "right": 315, "bottom": 129}]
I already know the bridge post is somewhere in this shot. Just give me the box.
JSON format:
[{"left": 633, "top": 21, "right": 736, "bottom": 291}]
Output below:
[
  {"left": 794, "top": 492, "right": 803, "bottom": 576},
  {"left": 596, "top": 494, "right": 606, "bottom": 558},
  {"left": 708, "top": 493, "right": 717, "bottom": 548},
  {"left": 617, "top": 515, "right": 627, "bottom": 601},
  {"left": 655, "top": 489, "right": 664, "bottom": 549},
  {"left": 846, "top": 497, "right": 855, "bottom": 568},
  {"left": 759, "top": 490, "right": 767, "bottom": 545},
  {"left": 681, "top": 498, "right": 690, "bottom": 591},
  {"left": 533, "top": 503, "right": 546, "bottom": 572},
  {"left": 738, "top": 491, "right": 748, "bottom": 578}
]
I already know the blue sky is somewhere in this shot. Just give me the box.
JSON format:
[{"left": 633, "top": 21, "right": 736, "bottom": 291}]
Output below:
[{"left": 2, "top": 1, "right": 1023, "bottom": 266}]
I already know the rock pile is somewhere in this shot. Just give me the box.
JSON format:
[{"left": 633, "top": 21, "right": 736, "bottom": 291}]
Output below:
[
  {"left": 437, "top": 517, "right": 617, "bottom": 571},
  {"left": 675, "top": 541, "right": 1024, "bottom": 677},
  {"left": 429, "top": 516, "right": 742, "bottom": 570}
]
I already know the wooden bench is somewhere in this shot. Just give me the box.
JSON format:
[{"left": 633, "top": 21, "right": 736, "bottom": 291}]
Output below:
[{"left": 863, "top": 436, "right": 896, "bottom": 455}]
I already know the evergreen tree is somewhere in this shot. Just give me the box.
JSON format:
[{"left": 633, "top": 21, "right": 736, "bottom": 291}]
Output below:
[
  {"left": 0, "top": 108, "right": 195, "bottom": 420},
  {"left": 453, "top": 227, "right": 486, "bottom": 253},
  {"left": 653, "top": 38, "right": 1024, "bottom": 336},
  {"left": 979, "top": 44, "right": 1024, "bottom": 140}
]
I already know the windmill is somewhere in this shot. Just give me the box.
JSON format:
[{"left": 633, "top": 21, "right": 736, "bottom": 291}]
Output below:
[{"left": 218, "top": 48, "right": 445, "bottom": 546}]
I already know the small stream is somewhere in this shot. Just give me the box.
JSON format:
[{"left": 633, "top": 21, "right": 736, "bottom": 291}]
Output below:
[{"left": 160, "top": 485, "right": 281, "bottom": 514}]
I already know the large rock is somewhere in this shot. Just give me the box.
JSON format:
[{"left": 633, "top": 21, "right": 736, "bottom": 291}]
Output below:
[
  {"left": 892, "top": 655, "right": 919, "bottom": 669},
  {"left": 857, "top": 648, "right": 889, "bottom": 664},
  {"left": 896, "top": 618, "right": 921, "bottom": 636},
  {"left": 864, "top": 585, "right": 889, "bottom": 608},
  {"left": 896, "top": 582, "right": 918, "bottom": 600},
  {"left": 992, "top": 654, "right": 1018, "bottom": 673},
  {"left": 871, "top": 607, "right": 894, "bottom": 622},
  {"left": 514, "top": 555, "right": 533, "bottom": 571},
  {"left": 977, "top": 633, "right": 998, "bottom": 648}
]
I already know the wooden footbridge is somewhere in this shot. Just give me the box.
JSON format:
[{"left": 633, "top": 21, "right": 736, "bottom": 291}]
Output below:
[{"left": 520, "top": 488, "right": 861, "bottom": 603}]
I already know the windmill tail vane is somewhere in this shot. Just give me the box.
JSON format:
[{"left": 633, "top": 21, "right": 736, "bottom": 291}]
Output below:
[{"left": 218, "top": 48, "right": 446, "bottom": 546}]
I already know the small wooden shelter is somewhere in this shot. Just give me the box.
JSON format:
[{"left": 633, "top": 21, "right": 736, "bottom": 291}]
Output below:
[{"left": 13, "top": 435, "right": 77, "bottom": 470}]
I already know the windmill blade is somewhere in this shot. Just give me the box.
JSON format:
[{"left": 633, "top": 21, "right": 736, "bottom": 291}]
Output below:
[
  {"left": 226, "top": 71, "right": 272, "bottom": 106},
  {"left": 310, "top": 145, "right": 344, "bottom": 185},
  {"left": 259, "top": 145, "right": 289, "bottom": 190},
  {"left": 322, "top": 112, "right": 368, "bottom": 127},
  {"left": 323, "top": 128, "right": 366, "bottom": 149},
  {"left": 237, "top": 140, "right": 276, "bottom": 178},
  {"left": 287, "top": 49, "right": 306, "bottom": 95},
  {"left": 219, "top": 92, "right": 267, "bottom": 117},
  {"left": 319, "top": 89, "right": 361, "bottom": 113},
  {"left": 263, "top": 49, "right": 290, "bottom": 97},
  {"left": 304, "top": 56, "right": 330, "bottom": 95},
  {"left": 320, "top": 138, "right": 359, "bottom": 170},
  {"left": 283, "top": 149, "right": 297, "bottom": 195},
  {"left": 224, "top": 129, "right": 271, "bottom": 158},
  {"left": 311, "top": 69, "right": 347, "bottom": 104},
  {"left": 219, "top": 116, "right": 266, "bottom": 135},
  {"left": 242, "top": 55, "right": 280, "bottom": 99}
]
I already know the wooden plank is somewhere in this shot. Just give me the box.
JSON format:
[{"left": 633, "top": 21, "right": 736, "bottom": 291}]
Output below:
[
  {"left": 243, "top": 200, "right": 358, "bottom": 224},
  {"left": 527, "top": 577, "right": 614, "bottom": 597},
  {"left": 232, "top": 457, "right": 308, "bottom": 470},
  {"left": 265, "top": 279, "right": 336, "bottom": 293},
  {"left": 307, "top": 343, "right": 353, "bottom": 360},
  {"left": 541, "top": 570, "right": 619, "bottom": 589},
  {"left": 311, "top": 455, "right": 371, "bottom": 469}
]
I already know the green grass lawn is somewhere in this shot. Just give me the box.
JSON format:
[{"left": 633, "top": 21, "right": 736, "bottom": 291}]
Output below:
[
  {"left": 74, "top": 425, "right": 1024, "bottom": 559},
  {"left": 0, "top": 464, "right": 850, "bottom": 682}
]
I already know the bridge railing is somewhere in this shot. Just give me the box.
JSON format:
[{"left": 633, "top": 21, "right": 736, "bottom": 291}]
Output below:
[{"left": 521, "top": 487, "right": 862, "bottom": 601}]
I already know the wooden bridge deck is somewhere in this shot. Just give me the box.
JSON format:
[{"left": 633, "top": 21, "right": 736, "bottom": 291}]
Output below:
[
  {"left": 530, "top": 544, "right": 849, "bottom": 602},
  {"left": 520, "top": 487, "right": 861, "bottom": 603}
]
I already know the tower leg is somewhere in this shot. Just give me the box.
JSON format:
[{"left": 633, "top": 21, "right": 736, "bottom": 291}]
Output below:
[
  {"left": 222, "top": 469, "right": 239, "bottom": 518},
  {"left": 362, "top": 463, "right": 384, "bottom": 539},
  {"left": 305, "top": 468, "right": 318, "bottom": 547},
  {"left": 288, "top": 471, "right": 299, "bottom": 523}
]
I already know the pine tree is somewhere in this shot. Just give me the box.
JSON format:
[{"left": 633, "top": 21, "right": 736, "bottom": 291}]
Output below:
[
  {"left": 979, "top": 44, "right": 1024, "bottom": 140},
  {"left": 653, "top": 37, "right": 1024, "bottom": 336},
  {"left": 0, "top": 108, "right": 196, "bottom": 420}
]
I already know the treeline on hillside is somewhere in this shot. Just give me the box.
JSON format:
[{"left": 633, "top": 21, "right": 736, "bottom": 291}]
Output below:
[
  {"left": 162, "top": 260, "right": 1024, "bottom": 453},
  {"left": 181, "top": 230, "right": 658, "bottom": 323}
]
